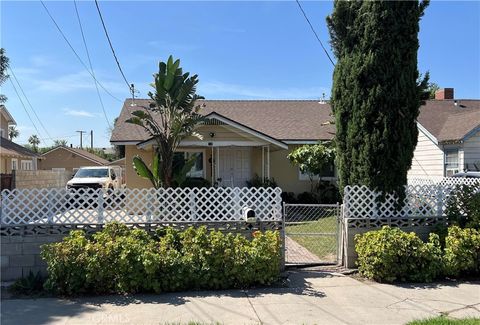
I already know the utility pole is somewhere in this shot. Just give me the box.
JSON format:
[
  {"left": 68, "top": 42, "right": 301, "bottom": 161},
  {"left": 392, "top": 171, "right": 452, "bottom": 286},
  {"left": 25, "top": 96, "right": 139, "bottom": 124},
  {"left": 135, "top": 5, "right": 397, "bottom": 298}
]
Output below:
[
  {"left": 90, "top": 130, "right": 94, "bottom": 150},
  {"left": 76, "top": 130, "right": 86, "bottom": 149}
]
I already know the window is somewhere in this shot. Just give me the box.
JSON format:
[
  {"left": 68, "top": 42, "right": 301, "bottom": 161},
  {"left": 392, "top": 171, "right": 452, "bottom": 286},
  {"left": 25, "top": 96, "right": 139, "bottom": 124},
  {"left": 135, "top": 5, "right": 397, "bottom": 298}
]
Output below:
[
  {"left": 298, "top": 163, "right": 335, "bottom": 181},
  {"left": 0, "top": 128, "right": 4, "bottom": 138},
  {"left": 445, "top": 149, "right": 459, "bottom": 177},
  {"left": 11, "top": 159, "right": 18, "bottom": 170},
  {"left": 174, "top": 150, "right": 205, "bottom": 178},
  {"left": 20, "top": 160, "right": 33, "bottom": 170}
]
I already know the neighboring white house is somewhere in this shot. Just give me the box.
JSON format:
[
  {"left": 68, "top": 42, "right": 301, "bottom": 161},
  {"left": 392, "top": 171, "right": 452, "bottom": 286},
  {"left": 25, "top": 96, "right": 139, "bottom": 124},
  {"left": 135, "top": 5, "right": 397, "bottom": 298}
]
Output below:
[{"left": 408, "top": 88, "right": 480, "bottom": 178}]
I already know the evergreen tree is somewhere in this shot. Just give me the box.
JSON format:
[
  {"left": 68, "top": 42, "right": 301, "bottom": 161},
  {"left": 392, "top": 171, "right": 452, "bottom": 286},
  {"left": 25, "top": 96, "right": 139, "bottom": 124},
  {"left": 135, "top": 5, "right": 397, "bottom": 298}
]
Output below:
[{"left": 327, "top": 1, "right": 430, "bottom": 203}]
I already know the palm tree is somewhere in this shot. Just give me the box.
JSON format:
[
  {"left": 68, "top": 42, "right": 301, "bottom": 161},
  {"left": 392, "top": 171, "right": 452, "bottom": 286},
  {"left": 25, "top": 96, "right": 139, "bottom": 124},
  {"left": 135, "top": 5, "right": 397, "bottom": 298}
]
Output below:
[
  {"left": 8, "top": 126, "right": 19, "bottom": 140},
  {"left": 126, "top": 56, "right": 204, "bottom": 188},
  {"left": 28, "top": 134, "right": 40, "bottom": 152},
  {"left": 53, "top": 139, "right": 68, "bottom": 146}
]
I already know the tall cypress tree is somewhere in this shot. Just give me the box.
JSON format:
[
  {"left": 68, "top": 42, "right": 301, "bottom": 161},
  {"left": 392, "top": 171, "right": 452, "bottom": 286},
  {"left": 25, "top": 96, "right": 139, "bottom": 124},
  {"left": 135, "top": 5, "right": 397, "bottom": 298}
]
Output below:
[{"left": 327, "top": 1, "right": 430, "bottom": 203}]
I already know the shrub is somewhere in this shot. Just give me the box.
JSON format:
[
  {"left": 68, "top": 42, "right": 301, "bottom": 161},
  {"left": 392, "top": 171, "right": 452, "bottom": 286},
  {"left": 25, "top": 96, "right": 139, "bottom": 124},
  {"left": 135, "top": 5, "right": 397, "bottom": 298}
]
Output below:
[
  {"left": 445, "top": 185, "right": 480, "bottom": 230},
  {"left": 41, "top": 223, "right": 281, "bottom": 295},
  {"left": 9, "top": 271, "right": 45, "bottom": 295},
  {"left": 355, "top": 226, "right": 443, "bottom": 283},
  {"left": 181, "top": 177, "right": 211, "bottom": 188},
  {"left": 443, "top": 226, "right": 480, "bottom": 277},
  {"left": 246, "top": 174, "right": 278, "bottom": 188}
]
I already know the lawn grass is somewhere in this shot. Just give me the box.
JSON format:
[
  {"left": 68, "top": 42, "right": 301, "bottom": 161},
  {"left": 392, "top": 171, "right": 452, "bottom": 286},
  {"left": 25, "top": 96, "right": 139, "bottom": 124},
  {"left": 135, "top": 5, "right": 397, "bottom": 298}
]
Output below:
[
  {"left": 286, "top": 216, "right": 337, "bottom": 262},
  {"left": 406, "top": 316, "right": 480, "bottom": 325}
]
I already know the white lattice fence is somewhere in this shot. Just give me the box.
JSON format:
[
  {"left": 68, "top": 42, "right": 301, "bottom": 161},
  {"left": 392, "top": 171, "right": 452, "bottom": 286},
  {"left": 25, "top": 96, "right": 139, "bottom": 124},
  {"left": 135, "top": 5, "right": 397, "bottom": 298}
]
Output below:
[
  {"left": 344, "top": 178, "right": 480, "bottom": 219},
  {"left": 408, "top": 177, "right": 480, "bottom": 187},
  {"left": 0, "top": 187, "right": 283, "bottom": 225}
]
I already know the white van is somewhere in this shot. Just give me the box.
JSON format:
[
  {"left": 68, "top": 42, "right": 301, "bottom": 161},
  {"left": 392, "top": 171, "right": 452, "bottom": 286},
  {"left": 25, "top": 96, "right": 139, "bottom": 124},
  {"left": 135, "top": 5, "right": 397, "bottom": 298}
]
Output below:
[{"left": 66, "top": 166, "right": 123, "bottom": 190}]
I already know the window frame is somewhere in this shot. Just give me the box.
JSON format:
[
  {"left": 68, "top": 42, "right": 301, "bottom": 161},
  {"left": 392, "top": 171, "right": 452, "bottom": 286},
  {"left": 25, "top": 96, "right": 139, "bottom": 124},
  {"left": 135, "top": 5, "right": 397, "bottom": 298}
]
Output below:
[
  {"left": 20, "top": 160, "right": 33, "bottom": 170},
  {"left": 444, "top": 148, "right": 460, "bottom": 177},
  {"left": 11, "top": 158, "right": 18, "bottom": 171},
  {"left": 175, "top": 148, "right": 207, "bottom": 179}
]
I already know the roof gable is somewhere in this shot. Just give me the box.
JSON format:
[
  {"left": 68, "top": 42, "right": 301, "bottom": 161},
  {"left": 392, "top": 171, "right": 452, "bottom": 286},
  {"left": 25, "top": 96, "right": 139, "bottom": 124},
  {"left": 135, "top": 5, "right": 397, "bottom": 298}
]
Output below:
[
  {"left": 41, "top": 146, "right": 110, "bottom": 165},
  {"left": 0, "top": 136, "right": 38, "bottom": 158}
]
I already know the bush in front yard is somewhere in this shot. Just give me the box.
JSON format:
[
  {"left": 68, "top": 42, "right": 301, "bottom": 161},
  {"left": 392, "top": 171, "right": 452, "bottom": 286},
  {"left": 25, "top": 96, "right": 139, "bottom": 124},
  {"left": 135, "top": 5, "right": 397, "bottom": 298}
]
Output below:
[
  {"left": 41, "top": 223, "right": 281, "bottom": 295},
  {"left": 355, "top": 226, "right": 443, "bottom": 283},
  {"left": 445, "top": 185, "right": 480, "bottom": 230},
  {"left": 443, "top": 226, "right": 480, "bottom": 277}
]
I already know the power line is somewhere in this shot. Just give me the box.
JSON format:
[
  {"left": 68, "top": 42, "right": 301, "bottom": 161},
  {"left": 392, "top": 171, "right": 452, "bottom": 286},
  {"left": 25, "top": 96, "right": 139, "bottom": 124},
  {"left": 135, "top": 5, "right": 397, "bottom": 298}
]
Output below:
[
  {"left": 94, "top": 0, "right": 132, "bottom": 93},
  {"left": 39, "top": 0, "right": 123, "bottom": 102},
  {"left": 8, "top": 78, "right": 45, "bottom": 143},
  {"left": 9, "top": 67, "right": 53, "bottom": 140},
  {"left": 295, "top": 0, "right": 335, "bottom": 67},
  {"left": 73, "top": 0, "right": 112, "bottom": 129}
]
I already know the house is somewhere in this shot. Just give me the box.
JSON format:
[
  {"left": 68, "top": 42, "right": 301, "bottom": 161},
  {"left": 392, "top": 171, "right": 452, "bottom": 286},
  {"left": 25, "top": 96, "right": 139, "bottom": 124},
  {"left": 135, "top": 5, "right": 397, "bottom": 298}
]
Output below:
[
  {"left": 0, "top": 105, "right": 39, "bottom": 173},
  {"left": 408, "top": 88, "right": 480, "bottom": 178},
  {"left": 111, "top": 99, "right": 335, "bottom": 193},
  {"left": 111, "top": 89, "right": 479, "bottom": 193},
  {"left": 38, "top": 145, "right": 110, "bottom": 175}
]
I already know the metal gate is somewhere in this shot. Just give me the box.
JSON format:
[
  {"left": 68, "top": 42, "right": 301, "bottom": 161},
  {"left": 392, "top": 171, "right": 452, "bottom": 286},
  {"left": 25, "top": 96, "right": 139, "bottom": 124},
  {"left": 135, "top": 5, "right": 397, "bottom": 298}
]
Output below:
[{"left": 284, "top": 203, "right": 341, "bottom": 265}]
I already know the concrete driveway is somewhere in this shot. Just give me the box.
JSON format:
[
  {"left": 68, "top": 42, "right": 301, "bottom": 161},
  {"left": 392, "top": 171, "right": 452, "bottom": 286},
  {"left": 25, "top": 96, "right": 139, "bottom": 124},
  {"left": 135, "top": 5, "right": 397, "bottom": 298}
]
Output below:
[{"left": 1, "top": 269, "right": 479, "bottom": 325}]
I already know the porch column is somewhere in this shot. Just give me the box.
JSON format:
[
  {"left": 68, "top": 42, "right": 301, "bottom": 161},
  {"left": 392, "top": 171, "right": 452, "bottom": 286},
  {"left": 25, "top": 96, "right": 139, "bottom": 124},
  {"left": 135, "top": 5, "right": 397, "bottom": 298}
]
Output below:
[
  {"left": 216, "top": 147, "right": 220, "bottom": 185},
  {"left": 261, "top": 145, "right": 270, "bottom": 180}
]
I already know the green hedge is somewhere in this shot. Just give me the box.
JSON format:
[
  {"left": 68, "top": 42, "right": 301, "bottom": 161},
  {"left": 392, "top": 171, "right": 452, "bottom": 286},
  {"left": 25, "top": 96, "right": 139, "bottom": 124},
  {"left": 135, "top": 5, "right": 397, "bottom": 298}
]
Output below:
[
  {"left": 355, "top": 226, "right": 443, "bottom": 283},
  {"left": 41, "top": 223, "right": 281, "bottom": 295},
  {"left": 444, "top": 226, "right": 480, "bottom": 277},
  {"left": 355, "top": 226, "right": 480, "bottom": 283}
]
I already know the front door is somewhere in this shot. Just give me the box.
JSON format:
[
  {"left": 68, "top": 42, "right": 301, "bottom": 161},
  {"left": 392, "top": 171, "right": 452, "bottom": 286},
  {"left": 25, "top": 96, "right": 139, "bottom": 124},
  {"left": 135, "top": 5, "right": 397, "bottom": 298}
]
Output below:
[{"left": 218, "top": 147, "right": 251, "bottom": 187}]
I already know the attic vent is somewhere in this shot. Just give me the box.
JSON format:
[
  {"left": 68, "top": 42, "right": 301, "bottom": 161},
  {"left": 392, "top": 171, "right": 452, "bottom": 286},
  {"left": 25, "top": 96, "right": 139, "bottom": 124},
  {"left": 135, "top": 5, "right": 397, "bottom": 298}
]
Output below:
[{"left": 202, "top": 118, "right": 226, "bottom": 126}]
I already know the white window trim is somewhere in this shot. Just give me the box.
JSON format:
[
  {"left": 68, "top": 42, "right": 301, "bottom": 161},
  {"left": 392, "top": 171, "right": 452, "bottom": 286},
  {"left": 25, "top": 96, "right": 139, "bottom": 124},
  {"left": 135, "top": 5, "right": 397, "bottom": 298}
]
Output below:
[
  {"left": 176, "top": 148, "right": 207, "bottom": 179},
  {"left": 11, "top": 158, "right": 18, "bottom": 170},
  {"left": 444, "top": 148, "right": 460, "bottom": 177},
  {"left": 20, "top": 160, "right": 33, "bottom": 170},
  {"left": 298, "top": 168, "right": 337, "bottom": 182}
]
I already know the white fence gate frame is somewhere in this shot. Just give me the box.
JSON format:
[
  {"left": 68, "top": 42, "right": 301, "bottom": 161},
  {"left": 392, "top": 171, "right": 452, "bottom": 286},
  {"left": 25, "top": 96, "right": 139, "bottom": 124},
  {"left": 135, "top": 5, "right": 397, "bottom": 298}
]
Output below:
[
  {"left": 284, "top": 203, "right": 341, "bottom": 265},
  {"left": 0, "top": 187, "right": 283, "bottom": 225}
]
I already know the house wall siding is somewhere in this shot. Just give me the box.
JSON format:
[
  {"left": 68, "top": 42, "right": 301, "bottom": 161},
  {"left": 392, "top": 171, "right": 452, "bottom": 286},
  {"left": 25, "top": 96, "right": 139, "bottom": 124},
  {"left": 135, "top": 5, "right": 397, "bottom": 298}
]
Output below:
[
  {"left": 408, "top": 128, "right": 445, "bottom": 179},
  {"left": 463, "top": 129, "right": 480, "bottom": 171},
  {"left": 39, "top": 148, "right": 101, "bottom": 173}
]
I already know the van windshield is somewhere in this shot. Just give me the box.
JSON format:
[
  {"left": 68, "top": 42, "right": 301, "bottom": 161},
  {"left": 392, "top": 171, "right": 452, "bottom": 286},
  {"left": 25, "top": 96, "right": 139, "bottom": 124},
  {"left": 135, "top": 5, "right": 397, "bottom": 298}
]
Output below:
[{"left": 75, "top": 168, "right": 109, "bottom": 178}]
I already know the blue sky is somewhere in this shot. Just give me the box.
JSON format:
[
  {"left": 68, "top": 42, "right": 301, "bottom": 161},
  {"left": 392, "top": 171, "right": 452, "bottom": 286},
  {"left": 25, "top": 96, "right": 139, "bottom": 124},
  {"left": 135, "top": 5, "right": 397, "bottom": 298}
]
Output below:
[{"left": 1, "top": 1, "right": 479, "bottom": 147}]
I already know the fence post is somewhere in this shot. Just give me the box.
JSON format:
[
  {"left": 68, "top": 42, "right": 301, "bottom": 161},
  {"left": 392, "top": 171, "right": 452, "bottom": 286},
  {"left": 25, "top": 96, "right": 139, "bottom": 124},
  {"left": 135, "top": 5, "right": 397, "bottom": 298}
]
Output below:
[
  {"left": 234, "top": 187, "right": 240, "bottom": 220},
  {"left": 146, "top": 189, "right": 153, "bottom": 222},
  {"left": 97, "top": 190, "right": 104, "bottom": 224},
  {"left": 47, "top": 189, "right": 53, "bottom": 224},
  {"left": 190, "top": 190, "right": 196, "bottom": 221},
  {"left": 436, "top": 185, "right": 444, "bottom": 217}
]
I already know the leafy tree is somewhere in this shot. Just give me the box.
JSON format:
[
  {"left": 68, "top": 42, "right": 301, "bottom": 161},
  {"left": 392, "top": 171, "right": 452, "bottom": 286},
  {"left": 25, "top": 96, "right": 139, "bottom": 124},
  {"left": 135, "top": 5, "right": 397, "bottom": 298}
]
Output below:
[
  {"left": 8, "top": 126, "right": 19, "bottom": 140},
  {"left": 327, "top": 1, "right": 430, "bottom": 203},
  {"left": 53, "top": 139, "right": 68, "bottom": 146},
  {"left": 427, "top": 81, "right": 440, "bottom": 99},
  {"left": 28, "top": 135, "right": 40, "bottom": 152},
  {"left": 0, "top": 48, "right": 9, "bottom": 104},
  {"left": 126, "top": 56, "right": 204, "bottom": 188},
  {"left": 287, "top": 142, "right": 335, "bottom": 192}
]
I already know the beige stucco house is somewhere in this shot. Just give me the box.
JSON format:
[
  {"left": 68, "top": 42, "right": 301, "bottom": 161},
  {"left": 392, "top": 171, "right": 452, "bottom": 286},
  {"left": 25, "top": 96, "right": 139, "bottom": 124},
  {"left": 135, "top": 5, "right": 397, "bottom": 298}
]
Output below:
[
  {"left": 111, "top": 89, "right": 479, "bottom": 192},
  {"left": 39, "top": 146, "right": 110, "bottom": 175},
  {"left": 111, "top": 99, "right": 335, "bottom": 193},
  {"left": 0, "top": 105, "right": 39, "bottom": 174}
]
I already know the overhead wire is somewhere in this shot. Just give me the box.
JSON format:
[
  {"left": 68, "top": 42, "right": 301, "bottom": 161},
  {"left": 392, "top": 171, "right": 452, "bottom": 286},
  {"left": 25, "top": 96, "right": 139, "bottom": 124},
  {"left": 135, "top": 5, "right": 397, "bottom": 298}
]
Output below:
[
  {"left": 73, "top": 0, "right": 112, "bottom": 129},
  {"left": 39, "top": 0, "right": 123, "bottom": 102},
  {"left": 94, "top": 0, "right": 132, "bottom": 93},
  {"left": 8, "top": 67, "right": 53, "bottom": 140},
  {"left": 295, "top": 0, "right": 335, "bottom": 67},
  {"left": 8, "top": 79, "right": 45, "bottom": 143}
]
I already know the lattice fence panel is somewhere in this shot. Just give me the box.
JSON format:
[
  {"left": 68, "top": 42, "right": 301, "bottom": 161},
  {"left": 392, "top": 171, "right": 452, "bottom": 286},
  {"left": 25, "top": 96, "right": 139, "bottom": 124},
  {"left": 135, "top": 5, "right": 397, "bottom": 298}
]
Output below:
[
  {"left": 1, "top": 187, "right": 282, "bottom": 225},
  {"left": 344, "top": 178, "right": 479, "bottom": 219}
]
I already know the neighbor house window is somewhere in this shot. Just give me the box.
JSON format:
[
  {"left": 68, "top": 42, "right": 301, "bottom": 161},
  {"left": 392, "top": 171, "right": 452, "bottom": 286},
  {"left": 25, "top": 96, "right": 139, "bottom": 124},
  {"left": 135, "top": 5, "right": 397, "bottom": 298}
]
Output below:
[
  {"left": 11, "top": 159, "right": 18, "bottom": 170},
  {"left": 20, "top": 160, "right": 33, "bottom": 170},
  {"left": 174, "top": 150, "right": 205, "bottom": 178},
  {"left": 445, "top": 149, "right": 459, "bottom": 177}
]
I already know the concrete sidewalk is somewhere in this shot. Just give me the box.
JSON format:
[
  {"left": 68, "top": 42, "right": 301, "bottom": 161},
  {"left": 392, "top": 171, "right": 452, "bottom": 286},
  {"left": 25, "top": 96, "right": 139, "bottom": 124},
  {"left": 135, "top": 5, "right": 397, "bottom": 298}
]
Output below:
[{"left": 1, "top": 269, "right": 479, "bottom": 325}]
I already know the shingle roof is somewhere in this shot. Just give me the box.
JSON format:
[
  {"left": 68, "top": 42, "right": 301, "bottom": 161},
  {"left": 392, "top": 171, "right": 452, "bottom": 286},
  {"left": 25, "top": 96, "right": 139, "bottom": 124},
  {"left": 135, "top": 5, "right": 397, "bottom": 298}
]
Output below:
[
  {"left": 110, "top": 99, "right": 335, "bottom": 143},
  {"left": 41, "top": 146, "right": 110, "bottom": 165},
  {"left": 0, "top": 137, "right": 39, "bottom": 158},
  {"left": 110, "top": 99, "right": 480, "bottom": 144},
  {"left": 416, "top": 100, "right": 480, "bottom": 142}
]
